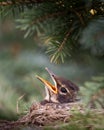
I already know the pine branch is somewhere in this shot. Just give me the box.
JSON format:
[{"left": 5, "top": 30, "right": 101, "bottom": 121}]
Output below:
[
  {"left": 1, "top": 0, "right": 104, "bottom": 63},
  {"left": 0, "top": 0, "right": 47, "bottom": 6},
  {"left": 32, "top": 11, "right": 66, "bottom": 24},
  {"left": 72, "top": 9, "right": 85, "bottom": 26},
  {"left": 58, "top": 28, "right": 73, "bottom": 52},
  {"left": 47, "top": 28, "right": 74, "bottom": 63}
]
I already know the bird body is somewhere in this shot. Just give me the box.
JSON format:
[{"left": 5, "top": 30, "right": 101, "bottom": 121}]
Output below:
[{"left": 36, "top": 68, "right": 79, "bottom": 104}]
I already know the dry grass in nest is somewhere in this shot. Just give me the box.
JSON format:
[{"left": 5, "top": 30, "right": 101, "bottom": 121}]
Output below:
[{"left": 0, "top": 102, "right": 83, "bottom": 130}]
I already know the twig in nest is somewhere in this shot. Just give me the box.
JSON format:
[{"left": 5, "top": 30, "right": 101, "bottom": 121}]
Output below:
[{"left": 16, "top": 94, "right": 25, "bottom": 114}]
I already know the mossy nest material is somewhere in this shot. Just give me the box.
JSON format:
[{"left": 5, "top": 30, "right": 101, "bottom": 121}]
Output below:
[
  {"left": 0, "top": 102, "right": 83, "bottom": 130},
  {"left": 26, "top": 102, "right": 83, "bottom": 126}
]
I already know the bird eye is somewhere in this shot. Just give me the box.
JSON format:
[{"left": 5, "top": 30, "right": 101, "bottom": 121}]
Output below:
[{"left": 60, "top": 87, "right": 67, "bottom": 93}]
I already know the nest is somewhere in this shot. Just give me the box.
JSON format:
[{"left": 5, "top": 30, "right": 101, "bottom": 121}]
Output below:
[{"left": 0, "top": 102, "right": 83, "bottom": 130}]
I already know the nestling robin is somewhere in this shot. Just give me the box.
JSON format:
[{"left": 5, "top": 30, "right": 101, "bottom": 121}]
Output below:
[{"left": 36, "top": 68, "right": 79, "bottom": 105}]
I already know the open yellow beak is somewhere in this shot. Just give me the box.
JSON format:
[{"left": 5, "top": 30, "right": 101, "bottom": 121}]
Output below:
[{"left": 36, "top": 75, "right": 58, "bottom": 94}]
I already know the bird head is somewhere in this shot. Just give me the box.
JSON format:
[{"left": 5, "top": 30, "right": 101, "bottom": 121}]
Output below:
[{"left": 36, "top": 67, "right": 79, "bottom": 104}]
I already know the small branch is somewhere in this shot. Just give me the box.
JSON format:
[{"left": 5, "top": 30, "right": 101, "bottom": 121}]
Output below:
[
  {"left": 0, "top": 0, "right": 46, "bottom": 6},
  {"left": 32, "top": 11, "right": 66, "bottom": 24},
  {"left": 58, "top": 28, "right": 73, "bottom": 52},
  {"left": 72, "top": 9, "right": 85, "bottom": 26},
  {"left": 50, "top": 28, "right": 73, "bottom": 63}
]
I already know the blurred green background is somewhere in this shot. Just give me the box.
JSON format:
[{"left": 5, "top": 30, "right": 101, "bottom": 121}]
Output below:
[{"left": 0, "top": 18, "right": 104, "bottom": 121}]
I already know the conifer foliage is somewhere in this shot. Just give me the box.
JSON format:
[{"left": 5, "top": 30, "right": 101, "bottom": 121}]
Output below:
[
  {"left": 0, "top": 0, "right": 104, "bottom": 63},
  {"left": 0, "top": 1, "right": 104, "bottom": 129}
]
